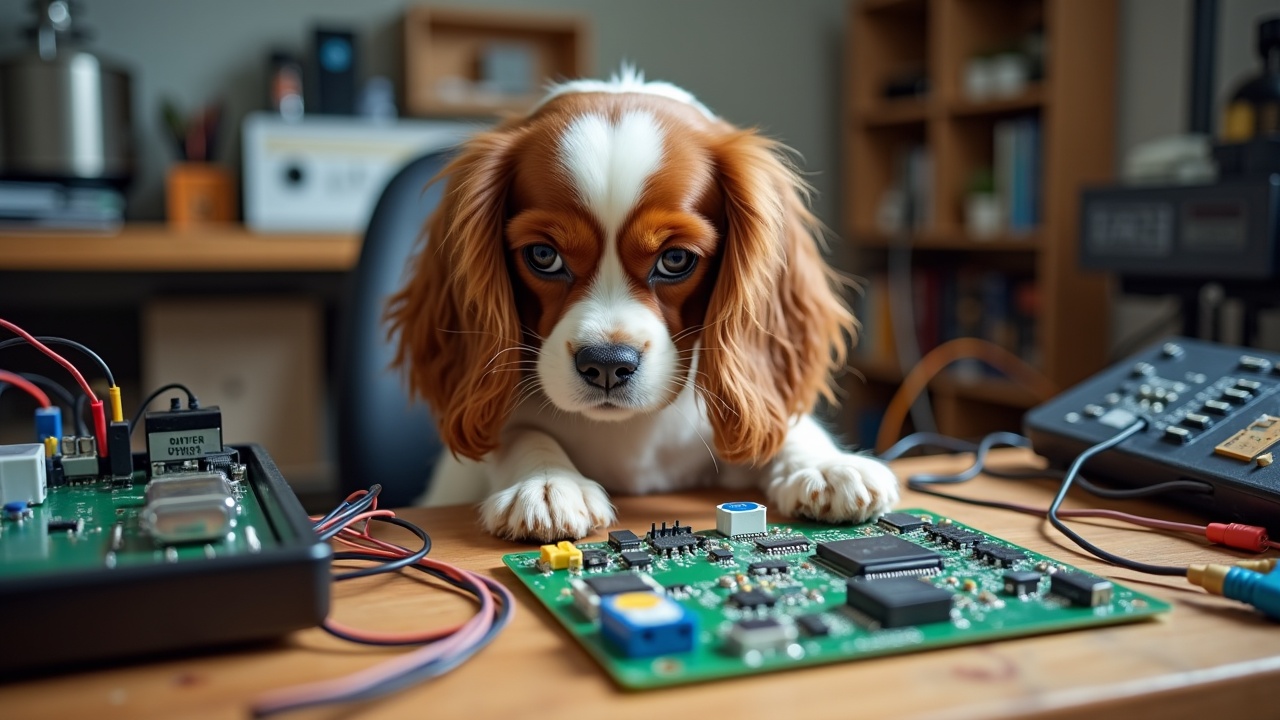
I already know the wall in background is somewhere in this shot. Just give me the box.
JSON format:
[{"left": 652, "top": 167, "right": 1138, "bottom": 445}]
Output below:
[{"left": 0, "top": 0, "right": 847, "bottom": 228}]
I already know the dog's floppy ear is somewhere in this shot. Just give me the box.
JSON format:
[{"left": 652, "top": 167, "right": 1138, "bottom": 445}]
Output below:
[
  {"left": 699, "top": 129, "right": 855, "bottom": 463},
  {"left": 385, "top": 128, "right": 523, "bottom": 460}
]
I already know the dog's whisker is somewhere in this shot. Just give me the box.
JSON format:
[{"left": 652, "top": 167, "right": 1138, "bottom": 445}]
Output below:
[{"left": 665, "top": 391, "right": 719, "bottom": 475}]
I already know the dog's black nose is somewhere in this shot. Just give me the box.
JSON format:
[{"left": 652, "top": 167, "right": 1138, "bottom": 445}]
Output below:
[{"left": 575, "top": 344, "right": 640, "bottom": 391}]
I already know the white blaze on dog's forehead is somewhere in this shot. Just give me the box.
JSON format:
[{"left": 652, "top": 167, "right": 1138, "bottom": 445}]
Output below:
[
  {"left": 533, "top": 65, "right": 716, "bottom": 120},
  {"left": 558, "top": 111, "right": 665, "bottom": 237}
]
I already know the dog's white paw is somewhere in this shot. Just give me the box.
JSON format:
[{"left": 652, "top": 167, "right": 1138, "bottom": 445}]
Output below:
[
  {"left": 480, "top": 472, "right": 616, "bottom": 542},
  {"left": 766, "top": 453, "right": 899, "bottom": 524}
]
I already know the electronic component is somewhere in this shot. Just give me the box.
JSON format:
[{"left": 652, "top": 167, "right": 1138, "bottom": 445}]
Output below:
[
  {"left": 1025, "top": 338, "right": 1280, "bottom": 533},
  {"left": 0, "top": 443, "right": 47, "bottom": 505},
  {"left": 1215, "top": 415, "right": 1280, "bottom": 462},
  {"left": 141, "top": 472, "right": 237, "bottom": 544},
  {"left": 4, "top": 499, "right": 31, "bottom": 521},
  {"left": 105, "top": 420, "right": 132, "bottom": 478},
  {"left": 599, "top": 591, "right": 696, "bottom": 658},
  {"left": 1050, "top": 571, "right": 1114, "bottom": 607},
  {"left": 878, "top": 512, "right": 928, "bottom": 533},
  {"left": 621, "top": 550, "right": 652, "bottom": 569},
  {"left": 729, "top": 589, "right": 777, "bottom": 610},
  {"left": 1, "top": 444, "right": 329, "bottom": 675},
  {"left": 34, "top": 406, "right": 61, "bottom": 445},
  {"left": 502, "top": 507, "right": 1170, "bottom": 690},
  {"left": 974, "top": 542, "right": 1026, "bottom": 568},
  {"left": 608, "top": 529, "right": 641, "bottom": 551},
  {"left": 144, "top": 401, "right": 223, "bottom": 476},
  {"left": 539, "top": 541, "right": 583, "bottom": 571},
  {"left": 46, "top": 517, "right": 83, "bottom": 533},
  {"left": 716, "top": 501, "right": 767, "bottom": 538},
  {"left": 647, "top": 521, "right": 699, "bottom": 556},
  {"left": 725, "top": 617, "right": 796, "bottom": 654},
  {"left": 59, "top": 436, "right": 99, "bottom": 479},
  {"left": 748, "top": 559, "right": 790, "bottom": 575},
  {"left": 754, "top": 535, "right": 812, "bottom": 554},
  {"left": 796, "top": 614, "right": 830, "bottom": 637},
  {"left": 708, "top": 548, "right": 734, "bottom": 563},
  {"left": 1003, "top": 570, "right": 1043, "bottom": 596},
  {"left": 581, "top": 549, "right": 608, "bottom": 569},
  {"left": 845, "top": 577, "right": 954, "bottom": 628},
  {"left": 571, "top": 573, "right": 660, "bottom": 620},
  {"left": 926, "top": 525, "right": 982, "bottom": 549},
  {"left": 815, "top": 535, "right": 944, "bottom": 578}
]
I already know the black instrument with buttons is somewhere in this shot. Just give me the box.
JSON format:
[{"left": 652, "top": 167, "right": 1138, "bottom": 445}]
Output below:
[{"left": 1025, "top": 338, "right": 1280, "bottom": 533}]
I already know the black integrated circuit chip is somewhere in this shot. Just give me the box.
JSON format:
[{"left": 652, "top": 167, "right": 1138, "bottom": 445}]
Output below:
[
  {"left": 1002, "top": 570, "right": 1042, "bottom": 596},
  {"left": 815, "top": 535, "right": 944, "bottom": 577},
  {"left": 878, "top": 512, "right": 928, "bottom": 533},
  {"left": 729, "top": 589, "right": 777, "bottom": 610},
  {"left": 621, "top": 550, "right": 652, "bottom": 569},
  {"left": 580, "top": 549, "right": 608, "bottom": 569},
  {"left": 608, "top": 529, "right": 641, "bottom": 551},
  {"left": 845, "top": 577, "right": 954, "bottom": 628},
  {"left": 46, "top": 518, "right": 83, "bottom": 533},
  {"left": 665, "top": 583, "right": 691, "bottom": 596},
  {"left": 708, "top": 548, "right": 734, "bottom": 563},
  {"left": 927, "top": 525, "right": 982, "bottom": 549},
  {"left": 748, "top": 559, "right": 790, "bottom": 575},
  {"left": 1050, "top": 571, "right": 1113, "bottom": 607},
  {"left": 974, "top": 542, "right": 1026, "bottom": 568},
  {"left": 647, "top": 522, "right": 700, "bottom": 556},
  {"left": 754, "top": 535, "right": 812, "bottom": 554},
  {"left": 796, "top": 614, "right": 830, "bottom": 637},
  {"left": 582, "top": 574, "right": 652, "bottom": 597}
]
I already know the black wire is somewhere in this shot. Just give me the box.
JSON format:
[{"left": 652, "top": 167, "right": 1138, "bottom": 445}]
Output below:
[
  {"left": 129, "top": 383, "right": 199, "bottom": 438},
  {"left": 1046, "top": 421, "right": 1188, "bottom": 576},
  {"left": 882, "top": 431, "right": 1213, "bottom": 498},
  {"left": 0, "top": 336, "right": 115, "bottom": 387},
  {"left": 329, "top": 516, "right": 431, "bottom": 581},
  {"left": 881, "top": 428, "right": 1199, "bottom": 576},
  {"left": 253, "top": 493, "right": 513, "bottom": 717},
  {"left": 316, "top": 485, "right": 383, "bottom": 540}
]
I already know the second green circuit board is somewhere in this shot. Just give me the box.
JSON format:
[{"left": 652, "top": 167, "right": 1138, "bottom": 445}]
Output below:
[{"left": 503, "top": 506, "right": 1171, "bottom": 690}]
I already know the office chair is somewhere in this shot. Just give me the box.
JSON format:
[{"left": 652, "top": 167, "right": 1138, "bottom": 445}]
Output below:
[{"left": 335, "top": 150, "right": 455, "bottom": 508}]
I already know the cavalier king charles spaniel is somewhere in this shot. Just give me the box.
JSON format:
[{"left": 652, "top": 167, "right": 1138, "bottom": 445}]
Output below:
[{"left": 387, "top": 68, "right": 898, "bottom": 542}]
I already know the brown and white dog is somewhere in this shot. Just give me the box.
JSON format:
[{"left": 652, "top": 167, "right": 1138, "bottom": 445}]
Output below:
[{"left": 387, "top": 68, "right": 898, "bottom": 542}]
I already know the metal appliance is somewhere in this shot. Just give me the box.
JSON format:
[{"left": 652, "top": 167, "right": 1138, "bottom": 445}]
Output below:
[{"left": 0, "top": 0, "right": 135, "bottom": 186}]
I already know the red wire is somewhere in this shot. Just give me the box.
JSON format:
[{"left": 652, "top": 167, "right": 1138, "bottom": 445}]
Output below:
[
  {"left": 0, "top": 319, "right": 98, "bottom": 401},
  {"left": 0, "top": 370, "right": 51, "bottom": 408}
]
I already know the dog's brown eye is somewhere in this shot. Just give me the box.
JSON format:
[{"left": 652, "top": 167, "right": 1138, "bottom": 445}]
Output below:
[
  {"left": 526, "top": 244, "right": 564, "bottom": 274},
  {"left": 654, "top": 248, "right": 695, "bottom": 279}
]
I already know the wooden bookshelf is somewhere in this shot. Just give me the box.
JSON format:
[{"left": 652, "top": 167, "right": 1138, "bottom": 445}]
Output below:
[
  {"left": 404, "top": 6, "right": 588, "bottom": 117},
  {"left": 0, "top": 224, "right": 361, "bottom": 272},
  {"left": 843, "top": 0, "right": 1116, "bottom": 442}
]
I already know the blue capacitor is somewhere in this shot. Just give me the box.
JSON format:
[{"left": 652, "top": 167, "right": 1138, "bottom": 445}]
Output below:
[
  {"left": 35, "top": 406, "right": 62, "bottom": 446},
  {"left": 4, "top": 500, "right": 28, "bottom": 514}
]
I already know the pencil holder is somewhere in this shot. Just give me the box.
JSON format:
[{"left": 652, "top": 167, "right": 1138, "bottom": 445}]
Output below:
[{"left": 166, "top": 163, "right": 236, "bottom": 227}]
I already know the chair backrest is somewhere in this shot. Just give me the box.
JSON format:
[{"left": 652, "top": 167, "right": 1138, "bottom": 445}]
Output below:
[{"left": 335, "top": 150, "right": 456, "bottom": 507}]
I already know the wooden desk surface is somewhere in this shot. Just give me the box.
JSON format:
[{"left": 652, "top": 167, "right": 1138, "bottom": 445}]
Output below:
[
  {"left": 3, "top": 449, "right": 1278, "bottom": 719},
  {"left": 0, "top": 224, "right": 361, "bottom": 272}
]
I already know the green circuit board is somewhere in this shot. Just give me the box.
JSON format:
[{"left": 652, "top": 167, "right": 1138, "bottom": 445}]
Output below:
[
  {"left": 503, "top": 508, "right": 1170, "bottom": 690},
  {"left": 0, "top": 471, "right": 279, "bottom": 578}
]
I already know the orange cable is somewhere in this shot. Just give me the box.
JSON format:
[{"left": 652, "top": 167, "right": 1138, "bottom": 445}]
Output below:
[{"left": 875, "top": 337, "right": 1057, "bottom": 453}]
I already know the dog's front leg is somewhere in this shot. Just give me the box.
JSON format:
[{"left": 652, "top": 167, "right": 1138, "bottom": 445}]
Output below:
[
  {"left": 759, "top": 416, "right": 899, "bottom": 523},
  {"left": 479, "top": 428, "right": 616, "bottom": 542}
]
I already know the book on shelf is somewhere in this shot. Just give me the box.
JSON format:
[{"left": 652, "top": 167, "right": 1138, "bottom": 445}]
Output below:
[
  {"left": 852, "top": 268, "right": 1040, "bottom": 379},
  {"left": 992, "top": 115, "right": 1041, "bottom": 235}
]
